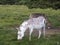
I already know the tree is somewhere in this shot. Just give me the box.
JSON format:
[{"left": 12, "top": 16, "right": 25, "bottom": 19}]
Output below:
[
  {"left": 25, "top": 0, "right": 60, "bottom": 9},
  {"left": 0, "top": 0, "right": 60, "bottom": 9}
]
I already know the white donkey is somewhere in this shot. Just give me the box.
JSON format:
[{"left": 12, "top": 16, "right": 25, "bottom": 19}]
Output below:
[{"left": 16, "top": 16, "right": 46, "bottom": 40}]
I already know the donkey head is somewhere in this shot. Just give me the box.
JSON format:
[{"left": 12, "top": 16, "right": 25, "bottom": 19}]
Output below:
[{"left": 16, "top": 21, "right": 28, "bottom": 40}]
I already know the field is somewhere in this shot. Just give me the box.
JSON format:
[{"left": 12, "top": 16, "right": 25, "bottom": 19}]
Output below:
[{"left": 0, "top": 5, "right": 60, "bottom": 45}]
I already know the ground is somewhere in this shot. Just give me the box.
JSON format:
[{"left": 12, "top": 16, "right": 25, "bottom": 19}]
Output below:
[
  {"left": 46, "top": 28, "right": 60, "bottom": 35},
  {"left": 25, "top": 28, "right": 60, "bottom": 37}
]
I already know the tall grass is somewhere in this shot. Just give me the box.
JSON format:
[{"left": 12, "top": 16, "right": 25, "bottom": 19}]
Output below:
[
  {"left": 0, "top": 5, "right": 60, "bottom": 45},
  {"left": 0, "top": 5, "right": 60, "bottom": 28}
]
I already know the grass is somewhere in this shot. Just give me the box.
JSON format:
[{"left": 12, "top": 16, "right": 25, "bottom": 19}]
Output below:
[
  {"left": 0, "top": 5, "right": 60, "bottom": 28},
  {"left": 0, "top": 5, "right": 60, "bottom": 45},
  {"left": 0, "top": 28, "right": 60, "bottom": 45}
]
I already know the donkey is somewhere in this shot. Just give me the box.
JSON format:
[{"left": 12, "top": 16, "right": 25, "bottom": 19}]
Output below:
[{"left": 16, "top": 16, "right": 46, "bottom": 40}]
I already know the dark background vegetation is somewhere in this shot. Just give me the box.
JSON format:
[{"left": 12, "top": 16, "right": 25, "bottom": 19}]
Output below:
[{"left": 0, "top": 0, "right": 60, "bottom": 9}]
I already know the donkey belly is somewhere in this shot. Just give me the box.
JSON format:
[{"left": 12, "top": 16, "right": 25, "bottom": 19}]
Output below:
[
  {"left": 29, "top": 24, "right": 44, "bottom": 29},
  {"left": 33, "top": 25, "right": 43, "bottom": 29}
]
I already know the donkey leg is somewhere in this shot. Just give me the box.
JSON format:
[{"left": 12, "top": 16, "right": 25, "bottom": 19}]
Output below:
[
  {"left": 38, "top": 30, "right": 41, "bottom": 39},
  {"left": 43, "top": 26, "right": 45, "bottom": 37},
  {"left": 29, "top": 28, "right": 33, "bottom": 41}
]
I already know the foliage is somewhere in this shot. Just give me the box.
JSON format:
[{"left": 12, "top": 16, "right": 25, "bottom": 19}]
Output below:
[
  {"left": 0, "top": 0, "right": 60, "bottom": 9},
  {"left": 26, "top": 0, "right": 60, "bottom": 9}
]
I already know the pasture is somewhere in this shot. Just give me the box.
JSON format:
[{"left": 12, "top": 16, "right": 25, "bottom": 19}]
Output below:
[{"left": 0, "top": 5, "right": 60, "bottom": 45}]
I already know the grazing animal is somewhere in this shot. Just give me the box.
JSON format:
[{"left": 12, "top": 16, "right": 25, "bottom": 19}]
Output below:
[{"left": 16, "top": 16, "right": 46, "bottom": 40}]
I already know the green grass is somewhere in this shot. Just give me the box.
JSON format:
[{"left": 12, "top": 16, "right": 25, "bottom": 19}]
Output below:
[
  {"left": 0, "top": 5, "right": 60, "bottom": 45},
  {"left": 0, "top": 5, "right": 60, "bottom": 28},
  {"left": 0, "top": 29, "right": 60, "bottom": 45}
]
